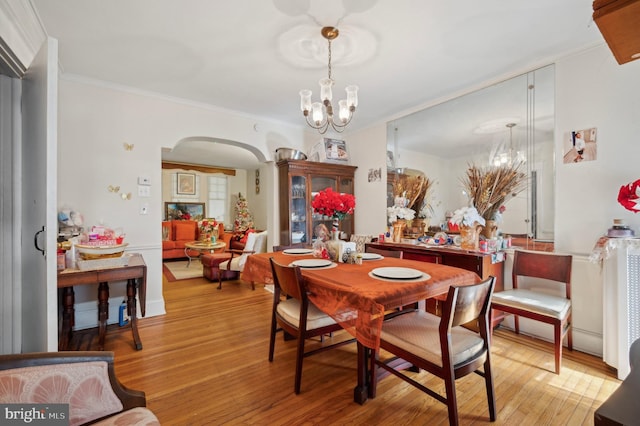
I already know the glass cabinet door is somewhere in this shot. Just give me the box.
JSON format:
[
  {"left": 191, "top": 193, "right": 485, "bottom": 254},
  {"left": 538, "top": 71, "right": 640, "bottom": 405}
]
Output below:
[
  {"left": 291, "top": 175, "right": 308, "bottom": 243},
  {"left": 310, "top": 176, "right": 337, "bottom": 240}
]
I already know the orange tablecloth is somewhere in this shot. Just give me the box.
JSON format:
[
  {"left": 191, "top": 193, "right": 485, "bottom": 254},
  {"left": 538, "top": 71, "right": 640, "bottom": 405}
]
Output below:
[{"left": 242, "top": 252, "right": 480, "bottom": 349}]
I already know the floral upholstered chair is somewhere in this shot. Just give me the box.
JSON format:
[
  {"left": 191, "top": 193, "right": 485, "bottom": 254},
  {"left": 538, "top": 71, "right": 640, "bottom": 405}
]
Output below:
[{"left": 0, "top": 351, "right": 159, "bottom": 426}]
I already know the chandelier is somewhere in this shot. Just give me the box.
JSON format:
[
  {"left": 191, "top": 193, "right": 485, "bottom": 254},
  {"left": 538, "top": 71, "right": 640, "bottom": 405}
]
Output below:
[
  {"left": 493, "top": 123, "right": 526, "bottom": 166},
  {"left": 299, "top": 26, "right": 359, "bottom": 134}
]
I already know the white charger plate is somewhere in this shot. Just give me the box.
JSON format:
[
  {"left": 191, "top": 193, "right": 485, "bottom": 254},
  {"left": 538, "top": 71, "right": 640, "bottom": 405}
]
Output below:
[
  {"left": 283, "top": 248, "right": 313, "bottom": 255},
  {"left": 361, "top": 253, "right": 383, "bottom": 260},
  {"left": 291, "top": 259, "right": 333, "bottom": 268},
  {"left": 371, "top": 267, "right": 424, "bottom": 280}
]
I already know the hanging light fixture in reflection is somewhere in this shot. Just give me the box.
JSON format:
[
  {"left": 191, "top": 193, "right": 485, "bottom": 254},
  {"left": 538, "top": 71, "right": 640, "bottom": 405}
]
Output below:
[{"left": 493, "top": 123, "right": 526, "bottom": 167}]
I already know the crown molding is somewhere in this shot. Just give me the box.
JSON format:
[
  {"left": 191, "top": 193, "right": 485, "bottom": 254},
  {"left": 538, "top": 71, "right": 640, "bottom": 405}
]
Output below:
[{"left": 0, "top": 0, "right": 46, "bottom": 69}]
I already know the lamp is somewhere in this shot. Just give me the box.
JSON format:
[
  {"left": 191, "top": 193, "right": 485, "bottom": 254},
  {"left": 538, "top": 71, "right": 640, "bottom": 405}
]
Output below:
[{"left": 299, "top": 27, "right": 358, "bottom": 134}]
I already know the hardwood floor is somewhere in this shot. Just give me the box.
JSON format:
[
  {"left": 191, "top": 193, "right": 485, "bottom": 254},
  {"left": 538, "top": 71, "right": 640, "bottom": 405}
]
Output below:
[{"left": 72, "top": 273, "right": 620, "bottom": 425}]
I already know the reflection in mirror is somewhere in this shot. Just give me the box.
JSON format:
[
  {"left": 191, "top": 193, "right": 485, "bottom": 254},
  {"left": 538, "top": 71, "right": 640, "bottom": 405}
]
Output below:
[{"left": 387, "top": 64, "right": 554, "bottom": 241}]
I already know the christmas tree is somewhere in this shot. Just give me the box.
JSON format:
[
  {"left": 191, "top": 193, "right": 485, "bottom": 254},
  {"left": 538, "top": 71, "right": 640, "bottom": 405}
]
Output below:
[{"left": 233, "top": 192, "right": 254, "bottom": 234}]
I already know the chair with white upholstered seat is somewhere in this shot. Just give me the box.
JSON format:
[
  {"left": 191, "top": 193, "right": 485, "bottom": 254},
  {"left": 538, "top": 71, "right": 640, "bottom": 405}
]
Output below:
[
  {"left": 371, "top": 277, "right": 496, "bottom": 426},
  {"left": 217, "top": 230, "right": 268, "bottom": 290},
  {"left": 268, "top": 258, "right": 354, "bottom": 394},
  {"left": 490, "top": 249, "right": 573, "bottom": 374}
]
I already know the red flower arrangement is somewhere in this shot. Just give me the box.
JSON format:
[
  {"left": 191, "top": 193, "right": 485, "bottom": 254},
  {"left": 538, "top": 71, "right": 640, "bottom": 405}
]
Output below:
[
  {"left": 618, "top": 179, "right": 640, "bottom": 213},
  {"left": 311, "top": 187, "right": 356, "bottom": 220}
]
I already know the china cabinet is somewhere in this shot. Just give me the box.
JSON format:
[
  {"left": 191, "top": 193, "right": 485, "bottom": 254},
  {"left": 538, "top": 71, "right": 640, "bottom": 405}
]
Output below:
[{"left": 277, "top": 160, "right": 357, "bottom": 246}]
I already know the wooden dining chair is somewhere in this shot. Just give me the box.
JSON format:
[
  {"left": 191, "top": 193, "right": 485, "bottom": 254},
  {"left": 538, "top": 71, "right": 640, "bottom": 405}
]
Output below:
[
  {"left": 490, "top": 250, "right": 573, "bottom": 374},
  {"left": 365, "top": 246, "right": 403, "bottom": 258},
  {"left": 371, "top": 277, "right": 496, "bottom": 426},
  {"left": 268, "top": 258, "right": 354, "bottom": 394}
]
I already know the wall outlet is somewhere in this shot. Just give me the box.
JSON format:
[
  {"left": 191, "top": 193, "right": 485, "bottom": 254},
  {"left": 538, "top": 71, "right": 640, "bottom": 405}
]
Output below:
[
  {"left": 139, "top": 204, "right": 149, "bottom": 215},
  {"left": 138, "top": 176, "right": 151, "bottom": 185}
]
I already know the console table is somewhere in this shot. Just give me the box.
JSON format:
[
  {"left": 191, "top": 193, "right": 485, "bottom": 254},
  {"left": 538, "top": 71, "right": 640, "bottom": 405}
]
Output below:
[{"left": 57, "top": 253, "right": 147, "bottom": 351}]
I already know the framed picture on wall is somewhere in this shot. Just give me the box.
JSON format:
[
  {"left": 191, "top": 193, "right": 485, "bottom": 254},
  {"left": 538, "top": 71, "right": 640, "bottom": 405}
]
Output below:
[
  {"left": 165, "top": 202, "right": 205, "bottom": 221},
  {"left": 176, "top": 173, "right": 196, "bottom": 195}
]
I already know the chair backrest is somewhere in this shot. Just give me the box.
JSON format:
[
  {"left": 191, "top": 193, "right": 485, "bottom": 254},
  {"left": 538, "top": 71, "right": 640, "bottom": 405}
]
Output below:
[
  {"left": 441, "top": 277, "right": 495, "bottom": 330},
  {"left": 237, "top": 231, "right": 268, "bottom": 269},
  {"left": 365, "top": 246, "right": 403, "bottom": 259},
  {"left": 350, "top": 234, "right": 373, "bottom": 253},
  {"left": 512, "top": 250, "right": 572, "bottom": 298},
  {"left": 269, "top": 257, "right": 305, "bottom": 301}
]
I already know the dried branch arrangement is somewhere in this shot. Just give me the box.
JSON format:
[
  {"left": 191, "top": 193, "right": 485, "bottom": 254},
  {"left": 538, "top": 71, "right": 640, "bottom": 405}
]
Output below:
[
  {"left": 392, "top": 173, "right": 433, "bottom": 216},
  {"left": 461, "top": 162, "right": 527, "bottom": 220}
]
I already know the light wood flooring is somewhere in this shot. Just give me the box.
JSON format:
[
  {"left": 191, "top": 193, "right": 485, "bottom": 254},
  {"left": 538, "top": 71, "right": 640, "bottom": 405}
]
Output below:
[{"left": 71, "top": 273, "right": 621, "bottom": 425}]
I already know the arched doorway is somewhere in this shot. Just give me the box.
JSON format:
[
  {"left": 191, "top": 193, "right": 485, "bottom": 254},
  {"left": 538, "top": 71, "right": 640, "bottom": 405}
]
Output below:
[{"left": 160, "top": 137, "right": 275, "bottom": 279}]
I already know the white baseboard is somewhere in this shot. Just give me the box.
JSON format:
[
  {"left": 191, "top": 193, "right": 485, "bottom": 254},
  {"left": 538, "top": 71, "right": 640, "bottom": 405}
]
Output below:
[{"left": 72, "top": 297, "right": 166, "bottom": 330}]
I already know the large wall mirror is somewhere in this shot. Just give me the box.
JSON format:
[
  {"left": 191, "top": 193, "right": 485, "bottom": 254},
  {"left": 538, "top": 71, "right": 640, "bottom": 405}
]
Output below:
[{"left": 387, "top": 64, "right": 554, "bottom": 240}]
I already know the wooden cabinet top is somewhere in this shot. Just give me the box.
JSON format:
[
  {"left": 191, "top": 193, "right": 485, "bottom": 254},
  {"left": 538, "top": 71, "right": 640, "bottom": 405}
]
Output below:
[{"left": 277, "top": 159, "right": 357, "bottom": 175}]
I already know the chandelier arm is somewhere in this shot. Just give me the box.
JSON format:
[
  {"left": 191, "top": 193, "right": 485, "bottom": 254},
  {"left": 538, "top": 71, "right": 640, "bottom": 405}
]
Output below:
[{"left": 304, "top": 113, "right": 330, "bottom": 134}]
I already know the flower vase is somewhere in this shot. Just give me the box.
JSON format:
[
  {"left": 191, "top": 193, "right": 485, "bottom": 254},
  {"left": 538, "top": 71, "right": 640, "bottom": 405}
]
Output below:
[
  {"left": 460, "top": 222, "right": 483, "bottom": 251},
  {"left": 325, "top": 230, "right": 341, "bottom": 262},
  {"left": 200, "top": 233, "right": 210, "bottom": 242},
  {"left": 481, "top": 220, "right": 498, "bottom": 239},
  {"left": 392, "top": 219, "right": 406, "bottom": 243},
  {"left": 410, "top": 218, "right": 428, "bottom": 236}
]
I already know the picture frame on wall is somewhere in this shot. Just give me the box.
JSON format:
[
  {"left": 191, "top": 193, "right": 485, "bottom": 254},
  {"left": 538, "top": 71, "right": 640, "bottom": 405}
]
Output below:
[
  {"left": 165, "top": 202, "right": 205, "bottom": 221},
  {"left": 176, "top": 173, "right": 196, "bottom": 195}
]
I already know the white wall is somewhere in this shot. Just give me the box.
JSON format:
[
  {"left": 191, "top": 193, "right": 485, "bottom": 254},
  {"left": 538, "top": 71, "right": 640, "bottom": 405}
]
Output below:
[
  {"left": 341, "top": 123, "right": 389, "bottom": 237},
  {"left": 57, "top": 77, "right": 308, "bottom": 327},
  {"left": 555, "top": 45, "right": 640, "bottom": 255},
  {"left": 552, "top": 44, "right": 640, "bottom": 356}
]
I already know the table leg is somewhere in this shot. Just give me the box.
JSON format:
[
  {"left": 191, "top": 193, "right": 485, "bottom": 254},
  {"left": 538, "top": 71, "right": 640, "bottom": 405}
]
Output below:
[
  {"left": 58, "top": 287, "right": 75, "bottom": 351},
  {"left": 97, "top": 282, "right": 109, "bottom": 350},
  {"left": 353, "top": 342, "right": 370, "bottom": 404},
  {"left": 127, "top": 278, "right": 143, "bottom": 350}
]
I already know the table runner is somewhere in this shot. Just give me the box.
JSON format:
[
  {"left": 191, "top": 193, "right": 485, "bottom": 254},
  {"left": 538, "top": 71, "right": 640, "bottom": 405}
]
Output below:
[{"left": 242, "top": 251, "right": 480, "bottom": 349}]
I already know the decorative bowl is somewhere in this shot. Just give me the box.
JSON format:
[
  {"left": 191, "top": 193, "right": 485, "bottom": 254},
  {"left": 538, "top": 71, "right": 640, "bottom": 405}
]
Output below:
[
  {"left": 275, "top": 148, "right": 307, "bottom": 161},
  {"left": 75, "top": 243, "right": 128, "bottom": 260}
]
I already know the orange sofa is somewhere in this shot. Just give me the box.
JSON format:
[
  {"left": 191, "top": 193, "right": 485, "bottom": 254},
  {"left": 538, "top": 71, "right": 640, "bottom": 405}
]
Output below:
[{"left": 162, "top": 220, "right": 232, "bottom": 260}]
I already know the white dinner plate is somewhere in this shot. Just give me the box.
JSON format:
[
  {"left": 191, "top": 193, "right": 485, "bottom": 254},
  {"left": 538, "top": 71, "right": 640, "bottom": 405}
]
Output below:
[
  {"left": 283, "top": 248, "right": 313, "bottom": 255},
  {"left": 291, "top": 259, "right": 333, "bottom": 268},
  {"left": 371, "top": 267, "right": 424, "bottom": 280},
  {"left": 361, "top": 253, "right": 383, "bottom": 260}
]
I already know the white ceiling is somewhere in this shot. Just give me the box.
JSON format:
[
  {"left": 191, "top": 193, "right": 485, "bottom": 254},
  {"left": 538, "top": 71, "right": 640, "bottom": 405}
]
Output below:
[{"left": 31, "top": 0, "right": 605, "bottom": 168}]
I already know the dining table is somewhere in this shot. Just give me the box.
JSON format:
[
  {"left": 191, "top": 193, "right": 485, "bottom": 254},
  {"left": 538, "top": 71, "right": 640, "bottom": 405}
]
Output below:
[{"left": 241, "top": 250, "right": 481, "bottom": 404}]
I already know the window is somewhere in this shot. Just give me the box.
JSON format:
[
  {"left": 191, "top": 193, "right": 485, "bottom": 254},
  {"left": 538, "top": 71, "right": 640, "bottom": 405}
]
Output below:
[{"left": 207, "top": 176, "right": 227, "bottom": 223}]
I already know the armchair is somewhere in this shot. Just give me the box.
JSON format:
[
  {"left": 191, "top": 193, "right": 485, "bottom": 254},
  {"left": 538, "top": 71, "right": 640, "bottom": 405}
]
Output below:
[{"left": 0, "top": 351, "right": 159, "bottom": 426}]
